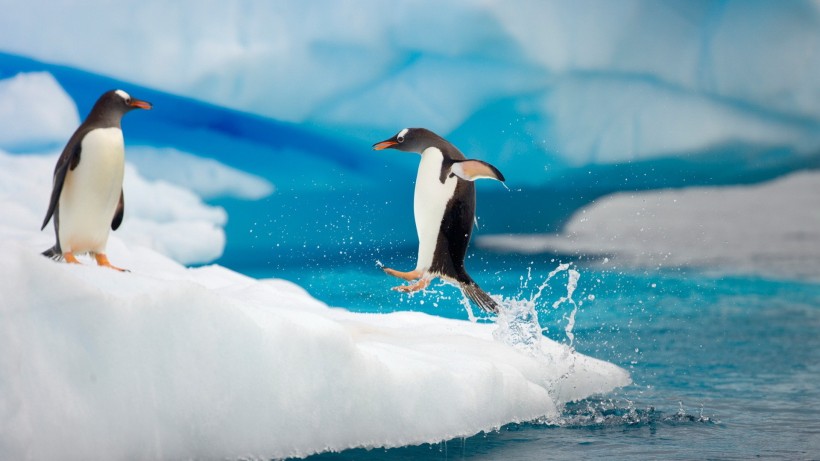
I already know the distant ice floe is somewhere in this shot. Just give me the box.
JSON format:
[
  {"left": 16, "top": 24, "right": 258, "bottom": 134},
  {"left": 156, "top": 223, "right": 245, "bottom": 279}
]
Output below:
[
  {"left": 0, "top": 71, "right": 79, "bottom": 151},
  {"left": 479, "top": 171, "right": 820, "bottom": 281},
  {"left": 127, "top": 146, "right": 275, "bottom": 200},
  {"left": 0, "top": 169, "right": 629, "bottom": 460}
]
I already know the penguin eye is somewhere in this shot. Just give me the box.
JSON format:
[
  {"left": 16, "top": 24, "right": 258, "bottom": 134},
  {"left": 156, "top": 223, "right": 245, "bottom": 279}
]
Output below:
[
  {"left": 397, "top": 135, "right": 405, "bottom": 143},
  {"left": 125, "top": 98, "right": 132, "bottom": 104}
]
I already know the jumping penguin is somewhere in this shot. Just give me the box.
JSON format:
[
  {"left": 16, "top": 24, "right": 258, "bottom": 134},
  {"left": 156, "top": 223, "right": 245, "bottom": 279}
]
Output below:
[
  {"left": 373, "top": 128, "right": 505, "bottom": 313},
  {"left": 41, "top": 89, "right": 152, "bottom": 271}
]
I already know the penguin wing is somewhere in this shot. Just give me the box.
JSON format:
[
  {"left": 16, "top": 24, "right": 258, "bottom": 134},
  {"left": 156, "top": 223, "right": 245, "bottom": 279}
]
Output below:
[
  {"left": 450, "top": 159, "right": 505, "bottom": 182},
  {"left": 41, "top": 134, "right": 84, "bottom": 230},
  {"left": 112, "top": 190, "right": 124, "bottom": 230}
]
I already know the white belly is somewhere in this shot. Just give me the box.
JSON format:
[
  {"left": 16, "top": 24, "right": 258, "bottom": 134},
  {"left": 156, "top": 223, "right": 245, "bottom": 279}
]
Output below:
[
  {"left": 414, "top": 147, "right": 457, "bottom": 272},
  {"left": 58, "top": 127, "right": 125, "bottom": 254}
]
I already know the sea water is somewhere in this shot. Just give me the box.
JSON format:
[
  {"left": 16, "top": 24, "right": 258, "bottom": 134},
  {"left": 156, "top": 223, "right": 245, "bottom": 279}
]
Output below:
[{"left": 246, "top": 250, "right": 820, "bottom": 460}]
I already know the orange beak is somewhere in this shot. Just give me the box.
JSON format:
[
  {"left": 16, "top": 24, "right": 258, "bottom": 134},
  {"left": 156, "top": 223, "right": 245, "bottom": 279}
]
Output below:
[
  {"left": 130, "top": 98, "right": 153, "bottom": 110},
  {"left": 373, "top": 140, "right": 397, "bottom": 150}
]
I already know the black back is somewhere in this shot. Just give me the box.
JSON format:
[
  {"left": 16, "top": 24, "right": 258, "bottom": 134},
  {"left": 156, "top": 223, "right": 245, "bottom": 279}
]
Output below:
[{"left": 430, "top": 179, "right": 476, "bottom": 282}]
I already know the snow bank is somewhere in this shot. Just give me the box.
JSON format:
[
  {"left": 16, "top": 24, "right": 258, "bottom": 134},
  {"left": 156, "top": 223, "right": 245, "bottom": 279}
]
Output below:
[
  {"left": 479, "top": 171, "right": 820, "bottom": 281},
  {"left": 0, "top": 150, "right": 226, "bottom": 265},
  {"left": 128, "top": 146, "right": 275, "bottom": 200},
  {"left": 0, "top": 72, "right": 79, "bottom": 151},
  {"left": 0, "top": 211, "right": 628, "bottom": 461},
  {"left": 0, "top": 135, "right": 629, "bottom": 459},
  {"left": 118, "top": 163, "right": 227, "bottom": 264}
]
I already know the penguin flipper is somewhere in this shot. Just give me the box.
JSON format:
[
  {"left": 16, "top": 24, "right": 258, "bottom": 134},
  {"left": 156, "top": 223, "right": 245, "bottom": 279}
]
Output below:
[
  {"left": 41, "top": 140, "right": 82, "bottom": 230},
  {"left": 40, "top": 161, "right": 68, "bottom": 230},
  {"left": 450, "top": 159, "right": 505, "bottom": 182},
  {"left": 111, "top": 190, "right": 124, "bottom": 230}
]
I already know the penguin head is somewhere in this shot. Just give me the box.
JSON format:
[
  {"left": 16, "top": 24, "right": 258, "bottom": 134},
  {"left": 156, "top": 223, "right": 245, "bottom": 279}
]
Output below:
[
  {"left": 105, "top": 89, "right": 152, "bottom": 112},
  {"left": 86, "top": 90, "right": 152, "bottom": 125},
  {"left": 372, "top": 128, "right": 447, "bottom": 154}
]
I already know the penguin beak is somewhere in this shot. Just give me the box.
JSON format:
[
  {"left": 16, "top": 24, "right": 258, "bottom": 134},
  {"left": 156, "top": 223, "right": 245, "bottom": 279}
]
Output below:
[
  {"left": 129, "top": 99, "right": 153, "bottom": 110},
  {"left": 372, "top": 139, "right": 397, "bottom": 150}
]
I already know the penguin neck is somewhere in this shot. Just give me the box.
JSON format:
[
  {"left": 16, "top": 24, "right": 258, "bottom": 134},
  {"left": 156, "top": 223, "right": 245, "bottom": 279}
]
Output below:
[{"left": 84, "top": 110, "right": 123, "bottom": 130}]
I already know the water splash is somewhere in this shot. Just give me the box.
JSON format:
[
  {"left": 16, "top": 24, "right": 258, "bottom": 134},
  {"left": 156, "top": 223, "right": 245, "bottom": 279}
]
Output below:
[
  {"left": 492, "top": 295, "right": 542, "bottom": 355},
  {"left": 491, "top": 263, "right": 582, "bottom": 356},
  {"left": 552, "top": 268, "right": 580, "bottom": 346},
  {"left": 459, "top": 295, "right": 477, "bottom": 323}
]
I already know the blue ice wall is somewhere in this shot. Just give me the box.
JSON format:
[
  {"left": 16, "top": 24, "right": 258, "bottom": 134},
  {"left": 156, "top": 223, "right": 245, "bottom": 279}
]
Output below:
[
  {"left": 2, "top": 0, "right": 820, "bottom": 272},
  {"left": 2, "top": 50, "right": 819, "bottom": 272}
]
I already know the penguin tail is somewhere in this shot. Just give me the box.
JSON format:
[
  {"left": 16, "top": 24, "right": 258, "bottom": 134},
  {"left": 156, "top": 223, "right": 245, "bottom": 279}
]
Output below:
[
  {"left": 459, "top": 279, "right": 500, "bottom": 313},
  {"left": 42, "top": 246, "right": 62, "bottom": 261}
]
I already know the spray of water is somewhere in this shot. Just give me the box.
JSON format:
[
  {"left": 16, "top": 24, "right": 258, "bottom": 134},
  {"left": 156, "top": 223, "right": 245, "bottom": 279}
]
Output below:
[
  {"left": 489, "top": 263, "right": 582, "bottom": 357},
  {"left": 553, "top": 268, "right": 580, "bottom": 346}
]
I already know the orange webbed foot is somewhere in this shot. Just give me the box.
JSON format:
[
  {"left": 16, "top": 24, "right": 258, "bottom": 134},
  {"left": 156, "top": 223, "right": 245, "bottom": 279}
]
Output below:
[
  {"left": 94, "top": 253, "right": 129, "bottom": 272},
  {"left": 383, "top": 267, "right": 423, "bottom": 282},
  {"left": 392, "top": 277, "right": 431, "bottom": 293}
]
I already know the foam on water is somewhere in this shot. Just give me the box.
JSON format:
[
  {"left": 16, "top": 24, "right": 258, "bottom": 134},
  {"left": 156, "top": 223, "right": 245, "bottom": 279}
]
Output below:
[
  {"left": 546, "top": 398, "right": 717, "bottom": 428},
  {"left": 478, "top": 264, "right": 724, "bottom": 433}
]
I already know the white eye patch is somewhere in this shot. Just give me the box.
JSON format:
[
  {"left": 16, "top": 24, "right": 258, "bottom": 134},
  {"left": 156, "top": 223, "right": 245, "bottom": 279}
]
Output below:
[{"left": 114, "top": 89, "right": 131, "bottom": 101}]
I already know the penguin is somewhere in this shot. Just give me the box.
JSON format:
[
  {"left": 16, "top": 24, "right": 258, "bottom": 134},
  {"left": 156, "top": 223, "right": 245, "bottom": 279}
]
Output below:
[
  {"left": 41, "top": 89, "right": 152, "bottom": 271},
  {"left": 373, "top": 128, "right": 505, "bottom": 313}
]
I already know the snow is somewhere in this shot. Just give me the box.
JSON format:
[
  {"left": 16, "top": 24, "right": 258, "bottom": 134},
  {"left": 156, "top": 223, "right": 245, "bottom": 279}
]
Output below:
[
  {"left": 0, "top": 158, "right": 629, "bottom": 460},
  {"left": 478, "top": 171, "right": 820, "bottom": 282},
  {"left": 117, "top": 163, "right": 227, "bottom": 264},
  {"left": 0, "top": 149, "right": 227, "bottom": 265},
  {"left": 127, "top": 146, "right": 274, "bottom": 200},
  {"left": 0, "top": 72, "right": 79, "bottom": 151}
]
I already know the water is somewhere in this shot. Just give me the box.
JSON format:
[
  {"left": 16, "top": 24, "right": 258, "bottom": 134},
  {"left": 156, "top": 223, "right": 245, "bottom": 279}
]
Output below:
[{"left": 244, "top": 250, "right": 820, "bottom": 460}]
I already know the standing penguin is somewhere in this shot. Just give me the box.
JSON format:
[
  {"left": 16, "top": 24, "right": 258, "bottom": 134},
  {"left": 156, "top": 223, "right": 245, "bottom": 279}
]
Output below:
[
  {"left": 373, "top": 128, "right": 505, "bottom": 313},
  {"left": 41, "top": 89, "right": 152, "bottom": 271}
]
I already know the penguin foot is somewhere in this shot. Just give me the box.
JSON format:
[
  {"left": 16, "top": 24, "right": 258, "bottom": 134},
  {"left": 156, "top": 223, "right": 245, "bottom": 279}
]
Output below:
[
  {"left": 392, "top": 278, "right": 431, "bottom": 293},
  {"left": 383, "top": 267, "right": 422, "bottom": 281},
  {"left": 94, "top": 253, "right": 128, "bottom": 272},
  {"left": 63, "top": 252, "right": 81, "bottom": 264}
]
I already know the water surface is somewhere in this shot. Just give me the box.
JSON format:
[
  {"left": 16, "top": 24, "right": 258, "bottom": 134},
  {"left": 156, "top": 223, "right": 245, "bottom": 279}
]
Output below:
[{"left": 256, "top": 251, "right": 820, "bottom": 459}]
